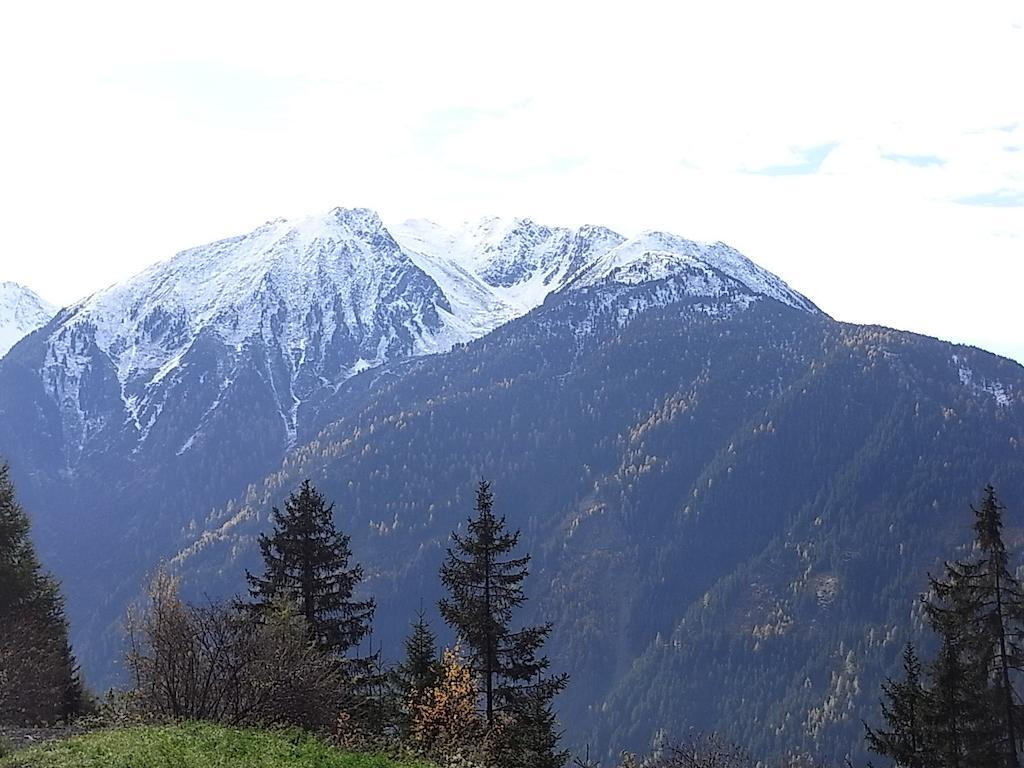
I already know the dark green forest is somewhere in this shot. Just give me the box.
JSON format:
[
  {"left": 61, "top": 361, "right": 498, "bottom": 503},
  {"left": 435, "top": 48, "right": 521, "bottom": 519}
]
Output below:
[{"left": 7, "top": 455, "right": 1024, "bottom": 766}]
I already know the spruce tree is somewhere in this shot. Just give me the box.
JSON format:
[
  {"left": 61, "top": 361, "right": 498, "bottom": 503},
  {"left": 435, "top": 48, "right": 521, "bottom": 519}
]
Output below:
[
  {"left": 972, "top": 485, "right": 1024, "bottom": 767},
  {"left": 0, "top": 462, "right": 87, "bottom": 722},
  {"left": 924, "top": 558, "right": 998, "bottom": 767},
  {"left": 865, "top": 643, "right": 929, "bottom": 768},
  {"left": 439, "top": 480, "right": 568, "bottom": 766},
  {"left": 924, "top": 485, "right": 1024, "bottom": 767},
  {"left": 246, "top": 480, "right": 375, "bottom": 658},
  {"left": 393, "top": 609, "right": 441, "bottom": 704},
  {"left": 925, "top": 629, "right": 1000, "bottom": 768},
  {"left": 0, "top": 462, "right": 38, "bottom": 616},
  {"left": 869, "top": 485, "right": 1024, "bottom": 767},
  {"left": 495, "top": 691, "right": 569, "bottom": 768}
]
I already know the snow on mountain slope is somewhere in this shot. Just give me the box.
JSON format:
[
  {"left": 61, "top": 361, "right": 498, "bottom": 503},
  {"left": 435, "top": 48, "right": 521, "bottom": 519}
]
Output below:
[
  {"left": 394, "top": 218, "right": 820, "bottom": 319},
  {"left": 51, "top": 207, "right": 462, "bottom": 382},
  {"left": 39, "top": 208, "right": 475, "bottom": 455},
  {"left": 390, "top": 218, "right": 517, "bottom": 335},
  {"left": 29, "top": 207, "right": 821, "bottom": 464},
  {"left": 0, "top": 282, "right": 57, "bottom": 357},
  {"left": 567, "top": 231, "right": 820, "bottom": 312},
  {"left": 392, "top": 217, "right": 627, "bottom": 316}
]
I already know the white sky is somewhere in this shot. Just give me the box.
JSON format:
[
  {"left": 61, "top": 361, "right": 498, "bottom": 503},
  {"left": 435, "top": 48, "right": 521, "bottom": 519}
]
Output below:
[{"left": 1, "top": 1, "right": 1021, "bottom": 363}]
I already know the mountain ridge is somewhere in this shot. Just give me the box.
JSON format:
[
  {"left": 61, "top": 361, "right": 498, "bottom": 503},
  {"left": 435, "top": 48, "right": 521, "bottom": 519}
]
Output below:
[
  {"left": 19, "top": 206, "right": 819, "bottom": 466},
  {"left": 0, "top": 281, "right": 56, "bottom": 358}
]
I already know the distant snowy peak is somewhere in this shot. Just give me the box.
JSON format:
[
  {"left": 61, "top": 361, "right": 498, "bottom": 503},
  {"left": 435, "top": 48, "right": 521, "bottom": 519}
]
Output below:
[
  {"left": 33, "top": 207, "right": 822, "bottom": 460},
  {"left": 40, "top": 207, "right": 473, "bottom": 453},
  {"left": 394, "top": 217, "right": 818, "bottom": 316},
  {"left": 0, "top": 281, "right": 57, "bottom": 357},
  {"left": 567, "top": 231, "right": 821, "bottom": 313},
  {"left": 393, "top": 217, "right": 627, "bottom": 316},
  {"left": 56, "top": 206, "right": 457, "bottom": 382},
  {"left": 45, "top": 210, "right": 818, "bottom": 389},
  {"left": 456, "top": 216, "right": 619, "bottom": 291}
]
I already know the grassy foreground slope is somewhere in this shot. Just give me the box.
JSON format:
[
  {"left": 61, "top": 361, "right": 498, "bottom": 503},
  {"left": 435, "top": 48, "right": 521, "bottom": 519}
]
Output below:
[{"left": 0, "top": 723, "right": 433, "bottom": 768}]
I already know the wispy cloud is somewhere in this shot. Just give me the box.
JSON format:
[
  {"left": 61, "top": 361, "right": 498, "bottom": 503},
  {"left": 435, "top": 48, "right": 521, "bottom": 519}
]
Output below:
[
  {"left": 882, "top": 153, "right": 946, "bottom": 167},
  {"left": 743, "top": 144, "right": 838, "bottom": 176},
  {"left": 956, "top": 189, "right": 1024, "bottom": 207}
]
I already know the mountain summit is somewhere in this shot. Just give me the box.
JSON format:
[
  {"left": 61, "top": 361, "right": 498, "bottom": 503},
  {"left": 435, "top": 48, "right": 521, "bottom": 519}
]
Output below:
[
  {"left": 0, "top": 282, "right": 56, "bottom": 358},
  {"left": 42, "top": 207, "right": 460, "bottom": 451},
  {"left": 21, "top": 207, "right": 817, "bottom": 466},
  {"left": 392, "top": 216, "right": 819, "bottom": 318}
]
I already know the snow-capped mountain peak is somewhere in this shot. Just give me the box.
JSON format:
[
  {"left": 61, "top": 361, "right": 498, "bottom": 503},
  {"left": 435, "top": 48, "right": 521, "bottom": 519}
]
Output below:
[
  {"left": 0, "top": 281, "right": 57, "bottom": 358},
  {"left": 40, "top": 208, "right": 468, "bottom": 457},
  {"left": 393, "top": 217, "right": 818, "bottom": 317},
  {"left": 392, "top": 216, "right": 627, "bottom": 318},
  {"left": 29, "top": 206, "right": 820, "bottom": 466},
  {"left": 567, "top": 230, "right": 819, "bottom": 312},
  {"left": 59, "top": 207, "right": 448, "bottom": 379}
]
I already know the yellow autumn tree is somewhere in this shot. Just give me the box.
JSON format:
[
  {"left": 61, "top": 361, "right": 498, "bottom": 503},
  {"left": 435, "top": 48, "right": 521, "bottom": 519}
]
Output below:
[{"left": 410, "top": 647, "right": 484, "bottom": 763}]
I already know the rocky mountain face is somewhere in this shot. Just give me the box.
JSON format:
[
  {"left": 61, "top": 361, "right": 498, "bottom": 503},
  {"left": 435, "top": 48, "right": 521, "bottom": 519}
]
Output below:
[
  {"left": 1, "top": 206, "right": 1021, "bottom": 763},
  {"left": 0, "top": 282, "right": 56, "bottom": 358}
]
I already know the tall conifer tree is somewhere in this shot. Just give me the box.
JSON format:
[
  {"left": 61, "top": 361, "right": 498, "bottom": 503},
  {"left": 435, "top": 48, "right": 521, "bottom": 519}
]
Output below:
[
  {"left": 865, "top": 643, "right": 929, "bottom": 767},
  {"left": 925, "top": 556, "right": 1003, "bottom": 767},
  {"left": 972, "top": 485, "right": 1024, "bottom": 767},
  {"left": 924, "top": 485, "right": 1024, "bottom": 767},
  {"left": 391, "top": 608, "right": 442, "bottom": 736},
  {"left": 869, "top": 486, "right": 1024, "bottom": 767},
  {"left": 246, "top": 480, "right": 375, "bottom": 659},
  {"left": 0, "top": 462, "right": 38, "bottom": 616},
  {"left": 0, "top": 462, "right": 87, "bottom": 722},
  {"left": 925, "top": 629, "right": 999, "bottom": 768},
  {"left": 439, "top": 480, "right": 568, "bottom": 766}
]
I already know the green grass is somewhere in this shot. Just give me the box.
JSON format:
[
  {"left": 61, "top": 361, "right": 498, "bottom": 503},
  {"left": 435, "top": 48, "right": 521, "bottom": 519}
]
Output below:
[{"left": 0, "top": 722, "right": 434, "bottom": 768}]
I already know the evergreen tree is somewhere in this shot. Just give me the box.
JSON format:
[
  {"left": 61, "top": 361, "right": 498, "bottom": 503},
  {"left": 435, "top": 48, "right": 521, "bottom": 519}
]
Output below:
[
  {"left": 924, "top": 629, "right": 1000, "bottom": 768},
  {"left": 925, "top": 557, "right": 1002, "bottom": 767},
  {"left": 865, "top": 643, "right": 930, "bottom": 767},
  {"left": 0, "top": 462, "right": 88, "bottom": 723},
  {"left": 439, "top": 480, "right": 568, "bottom": 766},
  {"left": 0, "top": 462, "right": 38, "bottom": 616},
  {"left": 868, "top": 486, "right": 1024, "bottom": 767},
  {"left": 494, "top": 689, "right": 569, "bottom": 768},
  {"left": 391, "top": 607, "right": 442, "bottom": 733},
  {"left": 924, "top": 485, "right": 1024, "bottom": 767},
  {"left": 246, "top": 479, "right": 375, "bottom": 658},
  {"left": 61, "top": 639, "right": 87, "bottom": 719},
  {"left": 972, "top": 485, "right": 1024, "bottom": 767}
]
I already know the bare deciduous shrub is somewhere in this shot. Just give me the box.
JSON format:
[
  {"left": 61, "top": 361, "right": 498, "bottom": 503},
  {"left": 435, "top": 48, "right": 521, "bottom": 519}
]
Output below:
[
  {"left": 126, "top": 571, "right": 347, "bottom": 731},
  {"left": 648, "top": 733, "right": 753, "bottom": 768}
]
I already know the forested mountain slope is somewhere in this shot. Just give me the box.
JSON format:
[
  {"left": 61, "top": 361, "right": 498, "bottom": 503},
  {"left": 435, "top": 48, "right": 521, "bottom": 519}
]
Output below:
[{"left": 172, "top": 277, "right": 1024, "bottom": 763}]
